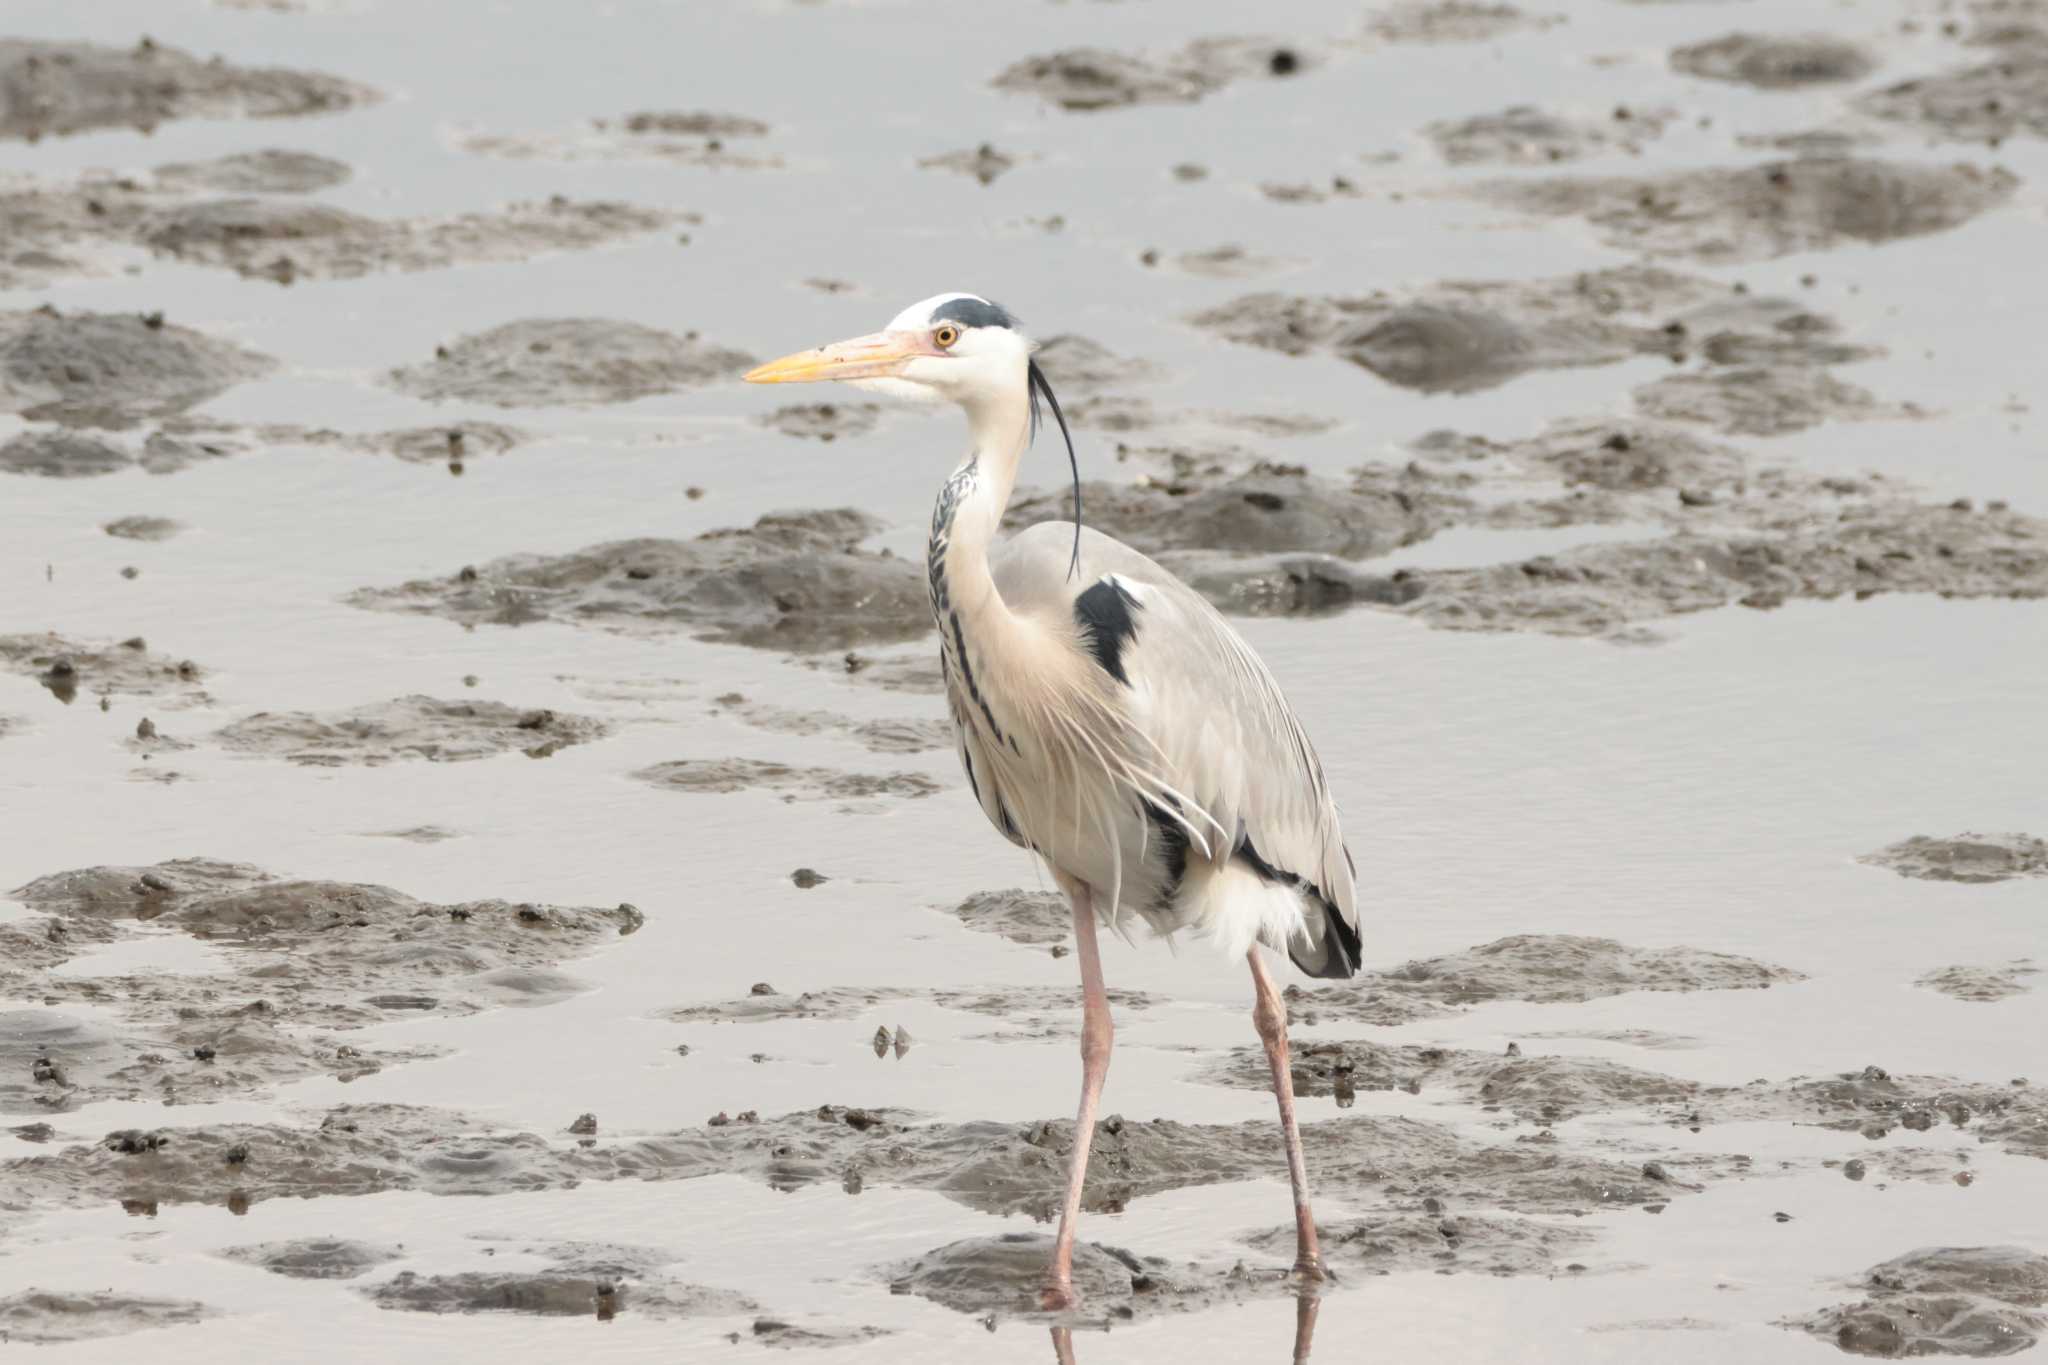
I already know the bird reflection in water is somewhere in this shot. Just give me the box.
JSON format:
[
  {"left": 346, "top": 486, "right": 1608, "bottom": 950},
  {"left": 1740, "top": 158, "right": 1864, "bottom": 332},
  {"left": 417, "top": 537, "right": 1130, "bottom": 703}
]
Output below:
[{"left": 1049, "top": 1289, "right": 1322, "bottom": 1364}]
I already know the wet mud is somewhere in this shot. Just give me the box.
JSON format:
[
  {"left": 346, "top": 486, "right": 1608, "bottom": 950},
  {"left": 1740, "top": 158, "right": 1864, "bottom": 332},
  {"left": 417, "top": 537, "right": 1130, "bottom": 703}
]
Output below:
[
  {"left": 367, "top": 1248, "right": 756, "bottom": 1322},
  {"left": 757, "top": 401, "right": 881, "bottom": 442},
  {"left": 387, "top": 318, "right": 751, "bottom": 408},
  {"left": 993, "top": 38, "right": 1312, "bottom": 112},
  {"left": 633, "top": 759, "right": 941, "bottom": 803},
  {"left": 1856, "top": 52, "right": 2048, "bottom": 144},
  {"left": 0, "top": 1290, "right": 211, "bottom": 1345},
  {"left": 1425, "top": 105, "right": 1672, "bottom": 166},
  {"left": 211, "top": 696, "right": 610, "bottom": 766},
  {"left": 1861, "top": 834, "right": 2048, "bottom": 883},
  {"left": 102, "top": 515, "right": 183, "bottom": 541},
  {"left": 887, "top": 1233, "right": 1280, "bottom": 1327},
  {"left": 1632, "top": 365, "right": 1903, "bottom": 437},
  {"left": 0, "top": 308, "right": 274, "bottom": 428},
  {"left": 1365, "top": 4, "right": 1562, "bottom": 45},
  {"left": 0, "top": 633, "right": 205, "bottom": 706},
  {"left": 1917, "top": 963, "right": 2039, "bottom": 1003},
  {"left": 1250, "top": 1213, "right": 1596, "bottom": 1279},
  {"left": 919, "top": 144, "right": 1020, "bottom": 186},
  {"left": 220, "top": 1237, "right": 403, "bottom": 1280},
  {"left": 349, "top": 508, "right": 929, "bottom": 652},
  {"left": 455, "top": 110, "right": 776, "bottom": 169},
  {"left": 1478, "top": 159, "right": 2019, "bottom": 264},
  {"left": 0, "top": 38, "right": 374, "bottom": 143},
  {"left": 940, "top": 889, "right": 1073, "bottom": 947},
  {"left": 151, "top": 149, "right": 352, "bottom": 193},
  {"left": 1670, "top": 33, "right": 1877, "bottom": 89},
  {"left": 1787, "top": 1247, "right": 2048, "bottom": 1357},
  {"left": 710, "top": 693, "right": 952, "bottom": 754}
]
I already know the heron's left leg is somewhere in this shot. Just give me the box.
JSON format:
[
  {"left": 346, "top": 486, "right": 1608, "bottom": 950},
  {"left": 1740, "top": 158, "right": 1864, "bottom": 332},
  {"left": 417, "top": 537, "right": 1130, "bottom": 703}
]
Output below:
[
  {"left": 1249, "top": 947, "right": 1324, "bottom": 1280},
  {"left": 1041, "top": 882, "right": 1111, "bottom": 1311}
]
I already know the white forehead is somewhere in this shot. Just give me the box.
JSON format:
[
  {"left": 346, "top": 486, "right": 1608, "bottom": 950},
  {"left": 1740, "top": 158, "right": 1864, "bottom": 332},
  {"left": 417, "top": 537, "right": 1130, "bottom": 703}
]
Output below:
[{"left": 888, "top": 293, "right": 980, "bottom": 331}]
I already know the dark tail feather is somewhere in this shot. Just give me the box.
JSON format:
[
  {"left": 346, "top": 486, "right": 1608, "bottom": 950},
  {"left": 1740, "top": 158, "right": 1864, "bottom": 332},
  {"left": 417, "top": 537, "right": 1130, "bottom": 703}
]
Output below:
[{"left": 1289, "top": 892, "right": 1362, "bottom": 981}]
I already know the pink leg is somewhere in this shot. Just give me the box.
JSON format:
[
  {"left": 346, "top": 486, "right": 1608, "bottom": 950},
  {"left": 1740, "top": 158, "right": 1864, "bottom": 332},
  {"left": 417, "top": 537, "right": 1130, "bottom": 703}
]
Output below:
[
  {"left": 1249, "top": 948, "right": 1324, "bottom": 1280},
  {"left": 1042, "top": 883, "right": 1112, "bottom": 1311},
  {"left": 1049, "top": 1325, "right": 1078, "bottom": 1365}
]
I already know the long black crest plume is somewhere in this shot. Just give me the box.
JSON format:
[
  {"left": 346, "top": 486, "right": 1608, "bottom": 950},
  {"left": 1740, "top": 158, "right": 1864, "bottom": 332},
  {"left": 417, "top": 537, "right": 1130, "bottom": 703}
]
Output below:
[{"left": 1027, "top": 358, "right": 1082, "bottom": 580}]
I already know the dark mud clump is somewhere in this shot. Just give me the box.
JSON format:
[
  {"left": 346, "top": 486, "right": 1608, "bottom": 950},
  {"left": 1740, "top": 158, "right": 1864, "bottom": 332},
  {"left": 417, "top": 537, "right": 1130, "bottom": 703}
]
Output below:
[
  {"left": 143, "top": 197, "right": 670, "bottom": 285},
  {"left": 1009, "top": 465, "right": 1466, "bottom": 560},
  {"left": 1857, "top": 54, "right": 2048, "bottom": 144},
  {"left": 1917, "top": 964, "right": 2039, "bottom": 1003},
  {"left": 221, "top": 1237, "right": 403, "bottom": 1279},
  {"left": 1302, "top": 933, "right": 1803, "bottom": 1024},
  {"left": 388, "top": 318, "right": 751, "bottom": 407},
  {"left": 212, "top": 696, "right": 609, "bottom": 766},
  {"left": 1425, "top": 104, "right": 1671, "bottom": 165},
  {"left": 993, "top": 37, "right": 1312, "bottom": 112},
  {"left": 349, "top": 509, "right": 929, "bottom": 652},
  {"left": 153, "top": 149, "right": 352, "bottom": 193},
  {"left": 1188, "top": 265, "right": 1719, "bottom": 394},
  {"left": 633, "top": 759, "right": 940, "bottom": 803},
  {"left": 757, "top": 401, "right": 880, "bottom": 442},
  {"left": 1670, "top": 33, "right": 1877, "bottom": 89},
  {"left": 1861, "top": 834, "right": 2048, "bottom": 884},
  {"left": 710, "top": 693, "right": 952, "bottom": 753},
  {"left": 6, "top": 859, "right": 644, "bottom": 1104},
  {"left": 0, "top": 307, "right": 274, "bottom": 427},
  {"left": 1479, "top": 159, "right": 2018, "bottom": 264},
  {"left": 0, "top": 1290, "right": 212, "bottom": 1344},
  {"left": 919, "top": 144, "right": 1019, "bottom": 185},
  {"left": 0, "top": 634, "right": 205, "bottom": 705},
  {"left": 0, "top": 38, "right": 375, "bottom": 142},
  {"left": 0, "top": 428, "right": 132, "bottom": 478},
  {"left": 1787, "top": 1247, "right": 2048, "bottom": 1357},
  {"left": 1365, "top": 3, "right": 1563, "bottom": 44},
  {"left": 103, "top": 515, "right": 183, "bottom": 541},
  {"left": 1633, "top": 366, "right": 1902, "bottom": 437},
  {"left": 942, "top": 889, "right": 1072, "bottom": 947},
  {"left": 1249, "top": 1213, "right": 1595, "bottom": 1278},
  {"left": 887, "top": 1233, "right": 1278, "bottom": 1326}
]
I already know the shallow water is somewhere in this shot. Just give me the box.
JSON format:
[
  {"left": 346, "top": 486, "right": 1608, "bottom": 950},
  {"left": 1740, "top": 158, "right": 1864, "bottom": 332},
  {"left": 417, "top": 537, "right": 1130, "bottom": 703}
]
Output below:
[{"left": 4, "top": 0, "right": 2048, "bottom": 1360}]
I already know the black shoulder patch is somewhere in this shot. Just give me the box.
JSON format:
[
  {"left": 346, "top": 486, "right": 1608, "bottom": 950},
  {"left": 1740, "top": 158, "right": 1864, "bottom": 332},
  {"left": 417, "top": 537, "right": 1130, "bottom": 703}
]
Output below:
[
  {"left": 930, "top": 296, "right": 1018, "bottom": 331},
  {"left": 1073, "top": 577, "right": 1141, "bottom": 685}
]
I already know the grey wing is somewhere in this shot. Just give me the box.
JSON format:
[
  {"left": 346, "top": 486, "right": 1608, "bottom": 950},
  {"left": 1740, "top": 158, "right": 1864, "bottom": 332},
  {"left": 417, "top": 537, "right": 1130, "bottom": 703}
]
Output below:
[{"left": 995, "top": 522, "right": 1362, "bottom": 977}]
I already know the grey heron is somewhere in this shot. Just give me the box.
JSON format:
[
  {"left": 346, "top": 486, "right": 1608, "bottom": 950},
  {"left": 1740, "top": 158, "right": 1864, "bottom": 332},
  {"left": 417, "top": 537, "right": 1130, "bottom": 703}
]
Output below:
[{"left": 746, "top": 293, "right": 1361, "bottom": 1309}]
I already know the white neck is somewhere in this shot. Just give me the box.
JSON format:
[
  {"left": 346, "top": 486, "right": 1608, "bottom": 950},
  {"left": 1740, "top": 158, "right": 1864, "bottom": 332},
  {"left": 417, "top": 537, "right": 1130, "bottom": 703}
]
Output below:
[{"left": 927, "top": 370, "right": 1033, "bottom": 625}]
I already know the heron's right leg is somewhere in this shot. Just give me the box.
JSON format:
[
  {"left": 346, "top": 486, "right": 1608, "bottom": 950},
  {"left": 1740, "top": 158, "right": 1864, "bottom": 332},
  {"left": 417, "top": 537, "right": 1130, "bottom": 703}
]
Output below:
[
  {"left": 1249, "top": 947, "right": 1324, "bottom": 1281},
  {"left": 1041, "top": 882, "right": 1112, "bottom": 1311}
]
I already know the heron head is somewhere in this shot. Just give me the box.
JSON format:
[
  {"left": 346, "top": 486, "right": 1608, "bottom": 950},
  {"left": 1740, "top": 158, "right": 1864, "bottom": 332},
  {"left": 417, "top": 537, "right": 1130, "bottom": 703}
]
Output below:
[{"left": 743, "top": 292, "right": 1030, "bottom": 406}]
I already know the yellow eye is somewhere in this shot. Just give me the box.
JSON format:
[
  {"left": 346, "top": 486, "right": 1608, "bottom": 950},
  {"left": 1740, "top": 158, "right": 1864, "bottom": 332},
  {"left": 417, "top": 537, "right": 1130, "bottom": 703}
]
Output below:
[{"left": 934, "top": 324, "right": 960, "bottom": 349}]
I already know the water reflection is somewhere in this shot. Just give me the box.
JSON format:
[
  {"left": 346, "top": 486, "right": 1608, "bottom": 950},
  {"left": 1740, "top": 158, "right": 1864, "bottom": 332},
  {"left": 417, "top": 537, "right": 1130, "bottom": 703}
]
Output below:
[{"left": 1050, "top": 1289, "right": 1322, "bottom": 1363}]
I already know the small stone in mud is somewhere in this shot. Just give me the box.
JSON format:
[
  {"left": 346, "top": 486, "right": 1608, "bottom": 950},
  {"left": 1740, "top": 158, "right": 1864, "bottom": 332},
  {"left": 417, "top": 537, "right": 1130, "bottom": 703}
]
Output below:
[
  {"left": 872, "top": 1026, "right": 892, "bottom": 1058},
  {"left": 0, "top": 309, "right": 274, "bottom": 428},
  {"left": 941, "top": 889, "right": 1072, "bottom": 947},
  {"left": 1861, "top": 834, "right": 2048, "bottom": 884},
  {"left": 212, "top": 696, "right": 607, "bottom": 766},
  {"left": 387, "top": 318, "right": 752, "bottom": 407},
  {"left": 791, "top": 868, "right": 828, "bottom": 888},
  {"left": 993, "top": 37, "right": 1312, "bottom": 112},
  {"left": 1786, "top": 1246, "right": 2048, "bottom": 1357},
  {"left": 153, "top": 149, "right": 352, "bottom": 193},
  {"left": 1670, "top": 33, "right": 1877, "bottom": 89},
  {"left": 568, "top": 1113, "right": 598, "bottom": 1135},
  {"left": 103, "top": 515, "right": 182, "bottom": 540},
  {"left": 0, "top": 1291, "right": 213, "bottom": 1344},
  {"left": 919, "top": 143, "right": 1019, "bottom": 185},
  {"left": 0, "top": 38, "right": 376, "bottom": 143}
]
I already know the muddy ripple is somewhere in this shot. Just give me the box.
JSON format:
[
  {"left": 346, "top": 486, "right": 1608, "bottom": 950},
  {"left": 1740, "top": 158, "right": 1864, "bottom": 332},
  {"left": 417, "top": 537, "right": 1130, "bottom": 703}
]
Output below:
[
  {"left": 388, "top": 317, "right": 751, "bottom": 407},
  {"left": 1917, "top": 963, "right": 2040, "bottom": 1003},
  {"left": 349, "top": 508, "right": 928, "bottom": 651},
  {"left": 212, "top": 696, "right": 609, "bottom": 766},
  {"left": 0, "top": 1290, "right": 212, "bottom": 1345},
  {"left": 0, "top": 37, "right": 374, "bottom": 143},
  {"left": 1861, "top": 833, "right": 2048, "bottom": 883},
  {"left": 221, "top": 1237, "right": 403, "bottom": 1280},
  {"left": 1670, "top": 33, "right": 1877, "bottom": 89},
  {"left": 1787, "top": 1246, "right": 2048, "bottom": 1357}
]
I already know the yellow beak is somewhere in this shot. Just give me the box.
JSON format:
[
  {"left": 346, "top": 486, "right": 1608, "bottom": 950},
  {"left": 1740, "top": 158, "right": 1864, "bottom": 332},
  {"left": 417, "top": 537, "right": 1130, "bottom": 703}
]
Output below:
[{"left": 743, "top": 329, "right": 932, "bottom": 384}]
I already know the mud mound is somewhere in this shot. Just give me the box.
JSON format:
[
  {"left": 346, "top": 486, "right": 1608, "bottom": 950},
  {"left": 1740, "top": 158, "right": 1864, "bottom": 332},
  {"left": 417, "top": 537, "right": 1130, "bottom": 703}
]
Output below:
[
  {"left": 153, "top": 149, "right": 351, "bottom": 193},
  {"left": 348, "top": 509, "right": 929, "bottom": 652},
  {"left": 1480, "top": 159, "right": 2018, "bottom": 263},
  {"left": 1634, "top": 366, "right": 1902, "bottom": 437},
  {"left": 0, "top": 634, "right": 204, "bottom": 705},
  {"left": 0, "top": 428, "right": 131, "bottom": 478},
  {"left": 1861, "top": 834, "right": 2048, "bottom": 883},
  {"left": 1009, "top": 466, "right": 1464, "bottom": 559},
  {"left": 1366, "top": 3, "right": 1561, "bottom": 43},
  {"left": 388, "top": 317, "right": 750, "bottom": 407},
  {"left": 143, "top": 197, "right": 670, "bottom": 285},
  {"left": 993, "top": 37, "right": 1312, "bottom": 112},
  {"left": 886, "top": 1233, "right": 1274, "bottom": 1326},
  {"left": 0, "top": 308, "right": 274, "bottom": 427},
  {"left": 0, "top": 1290, "right": 211, "bottom": 1344},
  {"left": 1917, "top": 964, "right": 2039, "bottom": 1002},
  {"left": 366, "top": 1268, "right": 753, "bottom": 1320},
  {"left": 710, "top": 694, "right": 951, "bottom": 753},
  {"left": 1671, "top": 33, "right": 1876, "bottom": 89},
  {"left": 1188, "top": 265, "right": 1715, "bottom": 394},
  {"left": 1788, "top": 1247, "right": 2048, "bottom": 1356},
  {"left": 212, "top": 696, "right": 609, "bottom": 766},
  {"left": 1250, "top": 1213, "right": 1595, "bottom": 1277},
  {"left": 633, "top": 759, "right": 941, "bottom": 802},
  {"left": 942, "top": 889, "right": 1072, "bottom": 946},
  {"left": 1691, "top": 1066, "right": 2047, "bottom": 1156},
  {"left": 1425, "top": 104, "right": 1671, "bottom": 165},
  {"left": 103, "top": 515, "right": 182, "bottom": 540},
  {"left": 220, "top": 1238, "right": 403, "bottom": 1279},
  {"left": 0, "top": 38, "right": 374, "bottom": 142},
  {"left": 1856, "top": 54, "right": 2048, "bottom": 143},
  {"left": 758, "top": 402, "right": 880, "bottom": 441}
]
